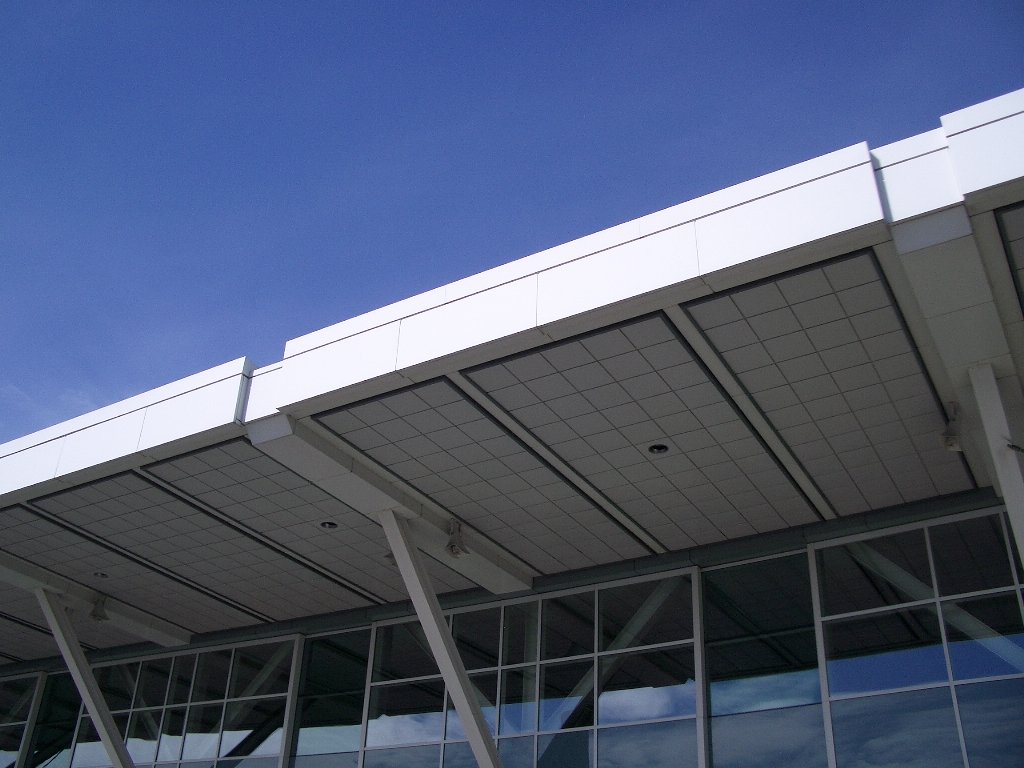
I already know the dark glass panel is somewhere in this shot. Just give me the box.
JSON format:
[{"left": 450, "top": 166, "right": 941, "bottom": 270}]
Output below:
[
  {"left": 441, "top": 741, "right": 475, "bottom": 768},
  {"left": 957, "top": 678, "right": 1024, "bottom": 768},
  {"left": 930, "top": 515, "right": 1014, "bottom": 596},
  {"left": 156, "top": 707, "right": 185, "bottom": 762},
  {"left": 945, "top": 592, "right": 1024, "bottom": 679},
  {"left": 445, "top": 673, "right": 496, "bottom": 740},
  {"left": 228, "top": 642, "right": 291, "bottom": 698},
  {"left": 362, "top": 745, "right": 439, "bottom": 768},
  {"left": 451, "top": 607, "right": 500, "bottom": 670},
  {"left": 126, "top": 710, "right": 162, "bottom": 764},
  {"left": 0, "top": 677, "right": 35, "bottom": 724},
  {"left": 182, "top": 703, "right": 223, "bottom": 760},
  {"left": 134, "top": 659, "right": 171, "bottom": 709},
  {"left": 372, "top": 623, "right": 438, "bottom": 682},
  {"left": 825, "top": 606, "right": 947, "bottom": 695},
  {"left": 192, "top": 651, "right": 232, "bottom": 702},
  {"left": 293, "top": 754, "right": 358, "bottom": 768},
  {"left": 704, "top": 556, "right": 820, "bottom": 715},
  {"left": 28, "top": 721, "right": 75, "bottom": 768},
  {"left": 71, "top": 715, "right": 126, "bottom": 768},
  {"left": 499, "top": 668, "right": 536, "bottom": 736},
  {"left": 219, "top": 699, "right": 285, "bottom": 758},
  {"left": 94, "top": 663, "right": 138, "bottom": 711},
  {"left": 599, "top": 575, "right": 692, "bottom": 651},
  {"left": 598, "top": 646, "right": 696, "bottom": 725},
  {"left": 710, "top": 704, "right": 827, "bottom": 768},
  {"left": 168, "top": 655, "right": 196, "bottom": 705},
  {"left": 301, "top": 631, "right": 370, "bottom": 697},
  {"left": 540, "top": 660, "right": 593, "bottom": 731},
  {"left": 498, "top": 736, "right": 534, "bottom": 768},
  {"left": 295, "top": 694, "right": 364, "bottom": 755},
  {"left": 502, "top": 602, "right": 539, "bottom": 665},
  {"left": 37, "top": 674, "right": 81, "bottom": 723},
  {"left": 598, "top": 720, "right": 697, "bottom": 768},
  {"left": 365, "top": 679, "right": 444, "bottom": 747},
  {"left": 537, "top": 730, "right": 591, "bottom": 768},
  {"left": 542, "top": 593, "right": 593, "bottom": 660},
  {"left": 817, "top": 530, "right": 933, "bottom": 615},
  {"left": 0, "top": 724, "right": 24, "bottom": 768},
  {"left": 831, "top": 688, "right": 962, "bottom": 768},
  {"left": 215, "top": 758, "right": 277, "bottom": 768}
]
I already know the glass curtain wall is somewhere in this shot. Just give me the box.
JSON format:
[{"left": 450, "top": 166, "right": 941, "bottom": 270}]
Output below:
[{"left": 1, "top": 675, "right": 38, "bottom": 768}]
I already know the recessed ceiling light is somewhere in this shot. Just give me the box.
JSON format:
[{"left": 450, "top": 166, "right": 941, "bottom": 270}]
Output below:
[
  {"left": 648, "top": 443, "right": 670, "bottom": 455},
  {"left": 92, "top": 571, "right": 109, "bottom": 579},
  {"left": 319, "top": 521, "right": 339, "bottom": 530}
]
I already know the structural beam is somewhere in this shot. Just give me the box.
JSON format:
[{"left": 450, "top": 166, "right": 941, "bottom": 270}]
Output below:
[
  {"left": 969, "top": 364, "right": 1024, "bottom": 560},
  {"left": 378, "top": 508, "right": 501, "bottom": 768},
  {"left": 248, "top": 414, "right": 533, "bottom": 593},
  {"left": 36, "top": 588, "right": 136, "bottom": 768}
]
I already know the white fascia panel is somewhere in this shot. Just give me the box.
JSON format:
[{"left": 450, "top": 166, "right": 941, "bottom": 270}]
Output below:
[
  {"left": 945, "top": 110, "right": 1024, "bottom": 197},
  {"left": 55, "top": 409, "right": 148, "bottom": 476},
  {"left": 242, "top": 364, "right": 285, "bottom": 422},
  {"left": 695, "top": 161, "right": 883, "bottom": 276},
  {"left": 871, "top": 129, "right": 949, "bottom": 168},
  {"left": 0, "top": 439, "right": 64, "bottom": 496},
  {"left": 137, "top": 374, "right": 246, "bottom": 452},
  {"left": 395, "top": 276, "right": 538, "bottom": 369},
  {"left": 941, "top": 88, "right": 1024, "bottom": 137},
  {"left": 875, "top": 149, "right": 962, "bottom": 222},
  {"left": 536, "top": 223, "right": 699, "bottom": 325}
]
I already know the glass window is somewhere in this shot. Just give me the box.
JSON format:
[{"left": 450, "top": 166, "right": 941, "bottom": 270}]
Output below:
[
  {"left": 540, "top": 661, "right": 593, "bottom": 731},
  {"left": 372, "top": 623, "right": 438, "bottom": 682},
  {"left": 956, "top": 678, "right": 1024, "bottom": 768},
  {"left": 191, "top": 651, "right": 232, "bottom": 703},
  {"left": 362, "top": 744, "right": 439, "bottom": 768},
  {"left": 499, "top": 668, "right": 537, "bottom": 736},
  {"left": 451, "top": 608, "right": 500, "bottom": 670},
  {"left": 296, "top": 631, "right": 369, "bottom": 756},
  {"left": 831, "top": 687, "right": 963, "bottom": 768},
  {"left": 168, "top": 655, "right": 196, "bottom": 705},
  {"left": 597, "top": 720, "right": 696, "bottom": 768},
  {"left": 295, "top": 694, "right": 363, "bottom": 756},
  {"left": 294, "top": 755, "right": 358, "bottom": 768},
  {"left": 542, "top": 594, "right": 593, "bottom": 660},
  {"left": 502, "top": 603, "right": 539, "bottom": 665},
  {"left": 709, "top": 705, "right": 827, "bottom": 768},
  {"left": 301, "top": 631, "right": 370, "bottom": 697},
  {"left": 125, "top": 710, "right": 161, "bottom": 763},
  {"left": 441, "top": 740, "right": 475, "bottom": 768},
  {"left": 0, "top": 724, "right": 25, "bottom": 768},
  {"left": 365, "top": 680, "right": 444, "bottom": 748},
  {"left": 228, "top": 643, "right": 291, "bottom": 699},
  {"left": 817, "top": 530, "right": 933, "bottom": 615},
  {"left": 537, "top": 730, "right": 591, "bottom": 768},
  {"left": 498, "top": 736, "right": 534, "bottom": 768},
  {"left": 37, "top": 674, "right": 81, "bottom": 724},
  {"left": 444, "top": 673, "right": 496, "bottom": 740},
  {"left": 944, "top": 593, "right": 1024, "bottom": 680},
  {"left": 156, "top": 707, "right": 185, "bottom": 762},
  {"left": 0, "top": 677, "right": 36, "bottom": 724},
  {"left": 597, "top": 647, "right": 696, "bottom": 725},
  {"left": 219, "top": 700, "right": 285, "bottom": 758},
  {"left": 598, "top": 576, "right": 692, "bottom": 651},
  {"left": 28, "top": 721, "right": 76, "bottom": 768},
  {"left": 930, "top": 515, "right": 1014, "bottom": 596},
  {"left": 71, "top": 715, "right": 127, "bottom": 768},
  {"left": 182, "top": 703, "right": 223, "bottom": 760},
  {"left": 94, "top": 664, "right": 138, "bottom": 712},
  {"left": 134, "top": 659, "right": 171, "bottom": 709},
  {"left": 825, "top": 606, "right": 947, "bottom": 695}
]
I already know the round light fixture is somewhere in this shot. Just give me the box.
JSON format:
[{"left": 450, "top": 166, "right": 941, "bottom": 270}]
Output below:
[
  {"left": 648, "top": 443, "right": 669, "bottom": 455},
  {"left": 92, "top": 571, "right": 109, "bottom": 579},
  {"left": 319, "top": 521, "right": 339, "bottom": 530}
]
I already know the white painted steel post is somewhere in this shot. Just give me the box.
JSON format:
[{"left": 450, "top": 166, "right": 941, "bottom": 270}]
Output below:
[{"left": 378, "top": 508, "right": 501, "bottom": 768}]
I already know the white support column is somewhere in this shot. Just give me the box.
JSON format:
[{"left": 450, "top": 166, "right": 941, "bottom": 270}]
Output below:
[
  {"left": 378, "top": 508, "right": 501, "bottom": 768},
  {"left": 969, "top": 364, "right": 1024, "bottom": 560},
  {"left": 35, "top": 589, "right": 136, "bottom": 768}
]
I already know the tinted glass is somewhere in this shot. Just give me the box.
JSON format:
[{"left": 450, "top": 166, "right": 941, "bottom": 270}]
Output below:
[
  {"left": 710, "top": 705, "right": 827, "bottom": 768},
  {"left": 542, "top": 594, "right": 593, "bottom": 660},
  {"left": 134, "top": 659, "right": 171, "bottom": 709},
  {"left": 540, "top": 661, "right": 593, "bottom": 731},
  {"left": 817, "top": 530, "right": 932, "bottom": 615},
  {"left": 598, "top": 720, "right": 697, "bottom": 768},
  {"left": 0, "top": 677, "right": 36, "bottom": 724},
  {"left": 365, "top": 680, "right": 444, "bottom": 747},
  {"left": 944, "top": 593, "right": 1024, "bottom": 679},
  {"left": 219, "top": 699, "right": 285, "bottom": 758},
  {"left": 598, "top": 647, "right": 696, "bottom": 725},
  {"left": 372, "top": 623, "right": 438, "bottom": 682},
  {"left": 168, "top": 655, "right": 196, "bottom": 705},
  {"left": 94, "top": 664, "right": 138, "bottom": 711},
  {"left": 294, "top": 755, "right": 358, "bottom": 768},
  {"left": 451, "top": 608, "right": 500, "bottom": 670},
  {"left": 191, "top": 651, "right": 231, "bottom": 702},
  {"left": 0, "top": 724, "right": 24, "bottom": 768},
  {"left": 930, "top": 515, "right": 1014, "bottom": 595},
  {"left": 156, "top": 707, "right": 185, "bottom": 762},
  {"left": 37, "top": 674, "right": 81, "bottom": 723},
  {"left": 498, "top": 736, "right": 534, "bottom": 768},
  {"left": 182, "top": 703, "right": 223, "bottom": 760},
  {"left": 229, "top": 643, "right": 291, "bottom": 698},
  {"left": 125, "top": 710, "right": 161, "bottom": 763},
  {"left": 441, "top": 741, "right": 475, "bottom": 768},
  {"left": 301, "top": 631, "right": 370, "bottom": 697},
  {"left": 71, "top": 715, "right": 126, "bottom": 768},
  {"left": 362, "top": 744, "right": 439, "bottom": 768},
  {"left": 598, "top": 575, "right": 692, "bottom": 651},
  {"left": 499, "top": 668, "right": 536, "bottom": 736},
  {"left": 825, "top": 606, "right": 947, "bottom": 695},
  {"left": 295, "top": 694, "right": 364, "bottom": 755},
  {"left": 502, "top": 602, "right": 539, "bottom": 665},
  {"left": 956, "top": 678, "right": 1024, "bottom": 768},
  {"left": 537, "top": 730, "right": 591, "bottom": 768},
  {"left": 831, "top": 688, "right": 962, "bottom": 768},
  {"left": 28, "top": 721, "right": 75, "bottom": 768},
  {"left": 445, "top": 674, "right": 496, "bottom": 740}
]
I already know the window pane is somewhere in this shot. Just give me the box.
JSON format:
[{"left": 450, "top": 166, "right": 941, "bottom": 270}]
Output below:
[
  {"left": 537, "top": 730, "right": 591, "bottom": 768},
  {"left": 956, "top": 678, "right": 1024, "bottom": 768},
  {"left": 134, "top": 659, "right": 171, "bottom": 709},
  {"left": 441, "top": 740, "right": 474, "bottom": 768},
  {"left": 498, "top": 736, "right": 534, "bottom": 768},
  {"left": 366, "top": 680, "right": 444, "bottom": 747},
  {"left": 192, "top": 651, "right": 232, "bottom": 702},
  {"left": 499, "top": 668, "right": 536, "bottom": 736},
  {"left": 168, "top": 655, "right": 196, "bottom": 705},
  {"left": 157, "top": 707, "right": 185, "bottom": 762},
  {"left": 372, "top": 623, "right": 438, "bottom": 682},
  {"left": 540, "top": 661, "right": 593, "bottom": 731},
  {"left": 28, "top": 721, "right": 76, "bottom": 768},
  {"left": 831, "top": 688, "right": 962, "bottom": 768},
  {"left": 598, "top": 647, "right": 696, "bottom": 725},
  {"left": 542, "top": 594, "right": 593, "bottom": 660},
  {"left": 295, "top": 694, "right": 364, "bottom": 755},
  {"left": 182, "top": 704, "right": 223, "bottom": 760},
  {"left": 126, "top": 710, "right": 161, "bottom": 764},
  {"left": 598, "top": 720, "right": 697, "bottom": 768},
  {"left": 445, "top": 674, "right": 496, "bottom": 740},
  {"left": 451, "top": 608, "right": 500, "bottom": 670},
  {"left": 0, "top": 724, "right": 24, "bottom": 768},
  {"left": 817, "top": 530, "right": 933, "bottom": 615},
  {"left": 94, "top": 664, "right": 138, "bottom": 712},
  {"left": 362, "top": 744, "right": 439, "bottom": 768},
  {"left": 0, "top": 677, "right": 35, "bottom": 724},
  {"left": 301, "top": 631, "right": 369, "bottom": 697},
  {"left": 502, "top": 603, "right": 539, "bottom": 665},
  {"left": 71, "top": 715, "right": 126, "bottom": 768},
  {"left": 37, "top": 674, "right": 81, "bottom": 723},
  {"left": 294, "top": 755, "right": 358, "bottom": 768},
  {"left": 710, "top": 705, "right": 827, "bottom": 768},
  {"left": 825, "top": 606, "right": 947, "bottom": 695},
  {"left": 219, "top": 699, "right": 285, "bottom": 758},
  {"left": 229, "top": 643, "right": 291, "bottom": 698},
  {"left": 599, "top": 575, "right": 692, "bottom": 651},
  {"left": 930, "top": 515, "right": 1013, "bottom": 596},
  {"left": 944, "top": 593, "right": 1024, "bottom": 679}
]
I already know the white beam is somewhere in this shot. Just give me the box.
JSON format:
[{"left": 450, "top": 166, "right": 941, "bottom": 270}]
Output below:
[
  {"left": 0, "top": 549, "right": 189, "bottom": 647},
  {"left": 969, "top": 364, "right": 1024, "bottom": 559},
  {"left": 378, "top": 508, "right": 501, "bottom": 768},
  {"left": 35, "top": 589, "right": 136, "bottom": 768}
]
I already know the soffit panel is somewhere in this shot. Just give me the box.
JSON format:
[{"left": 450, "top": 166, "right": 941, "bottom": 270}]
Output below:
[
  {"left": 145, "top": 440, "right": 475, "bottom": 601},
  {"left": 29, "top": 475, "right": 371, "bottom": 622},
  {"left": 315, "top": 381, "right": 651, "bottom": 574},
  {"left": 997, "top": 202, "right": 1024, "bottom": 309},
  {"left": 468, "top": 315, "right": 818, "bottom": 549},
  {"left": 0, "top": 505, "right": 253, "bottom": 635},
  {"left": 687, "top": 251, "right": 974, "bottom": 515}
]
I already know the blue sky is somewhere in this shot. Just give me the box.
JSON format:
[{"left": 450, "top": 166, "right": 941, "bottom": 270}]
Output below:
[{"left": 1, "top": 2, "right": 1022, "bottom": 444}]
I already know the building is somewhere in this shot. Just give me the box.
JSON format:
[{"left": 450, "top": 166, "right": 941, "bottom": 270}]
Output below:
[{"left": 2, "top": 88, "right": 1024, "bottom": 768}]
